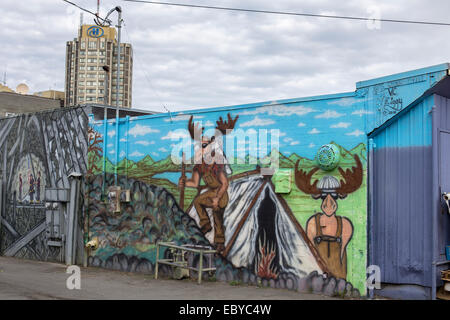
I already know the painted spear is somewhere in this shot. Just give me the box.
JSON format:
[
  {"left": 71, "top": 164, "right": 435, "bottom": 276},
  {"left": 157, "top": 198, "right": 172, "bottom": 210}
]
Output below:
[{"left": 179, "top": 152, "right": 186, "bottom": 210}]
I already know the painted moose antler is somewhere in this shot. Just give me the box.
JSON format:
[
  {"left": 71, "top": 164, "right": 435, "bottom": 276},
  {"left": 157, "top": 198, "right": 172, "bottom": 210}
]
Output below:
[
  {"left": 336, "top": 154, "right": 363, "bottom": 196},
  {"left": 294, "top": 154, "right": 363, "bottom": 197},
  {"left": 215, "top": 113, "right": 239, "bottom": 135},
  {"left": 188, "top": 115, "right": 204, "bottom": 141},
  {"left": 294, "top": 163, "right": 320, "bottom": 196}
]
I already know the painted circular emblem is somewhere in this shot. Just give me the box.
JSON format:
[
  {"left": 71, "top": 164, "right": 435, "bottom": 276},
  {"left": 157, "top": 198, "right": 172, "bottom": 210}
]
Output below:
[
  {"left": 87, "top": 26, "right": 104, "bottom": 38},
  {"left": 316, "top": 144, "right": 340, "bottom": 171}
]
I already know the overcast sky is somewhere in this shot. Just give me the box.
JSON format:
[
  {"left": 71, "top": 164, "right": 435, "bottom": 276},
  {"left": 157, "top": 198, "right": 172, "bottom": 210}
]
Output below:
[{"left": 1, "top": 0, "right": 450, "bottom": 112}]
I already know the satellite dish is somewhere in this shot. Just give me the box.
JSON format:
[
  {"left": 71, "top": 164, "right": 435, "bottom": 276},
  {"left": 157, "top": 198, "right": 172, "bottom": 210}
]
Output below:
[{"left": 16, "top": 83, "right": 29, "bottom": 95}]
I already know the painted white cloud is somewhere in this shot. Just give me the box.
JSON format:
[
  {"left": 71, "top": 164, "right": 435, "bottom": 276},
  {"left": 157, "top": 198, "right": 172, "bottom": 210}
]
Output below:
[
  {"left": 241, "top": 104, "right": 316, "bottom": 117},
  {"left": 309, "top": 143, "right": 316, "bottom": 148},
  {"left": 158, "top": 147, "right": 168, "bottom": 152},
  {"left": 128, "top": 124, "right": 160, "bottom": 137},
  {"left": 330, "top": 122, "right": 351, "bottom": 129},
  {"left": 290, "top": 141, "right": 300, "bottom": 146},
  {"left": 315, "top": 110, "right": 345, "bottom": 119},
  {"left": 283, "top": 137, "right": 293, "bottom": 143},
  {"left": 352, "top": 110, "right": 374, "bottom": 117},
  {"left": 119, "top": 151, "right": 126, "bottom": 158},
  {"left": 308, "top": 128, "right": 321, "bottom": 134},
  {"left": 120, "top": 138, "right": 126, "bottom": 142},
  {"left": 107, "top": 143, "right": 113, "bottom": 148},
  {"left": 109, "top": 150, "right": 115, "bottom": 154},
  {"left": 328, "top": 98, "right": 363, "bottom": 107},
  {"left": 161, "top": 129, "right": 190, "bottom": 140},
  {"left": 297, "top": 122, "right": 306, "bottom": 127},
  {"left": 151, "top": 152, "right": 159, "bottom": 157},
  {"left": 240, "top": 116, "right": 275, "bottom": 127},
  {"left": 107, "top": 130, "right": 116, "bottom": 138},
  {"left": 204, "top": 120, "right": 215, "bottom": 127},
  {"left": 135, "top": 140, "right": 155, "bottom": 146},
  {"left": 130, "top": 151, "right": 145, "bottom": 157},
  {"left": 346, "top": 129, "right": 365, "bottom": 137}
]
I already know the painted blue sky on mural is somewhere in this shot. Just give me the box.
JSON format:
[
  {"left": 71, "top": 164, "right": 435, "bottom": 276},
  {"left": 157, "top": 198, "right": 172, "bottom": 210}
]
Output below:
[{"left": 91, "top": 92, "right": 368, "bottom": 163}]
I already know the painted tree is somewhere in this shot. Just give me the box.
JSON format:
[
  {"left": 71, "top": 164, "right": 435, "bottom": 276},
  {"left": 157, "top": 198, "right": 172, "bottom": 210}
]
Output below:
[{"left": 87, "top": 126, "right": 103, "bottom": 177}]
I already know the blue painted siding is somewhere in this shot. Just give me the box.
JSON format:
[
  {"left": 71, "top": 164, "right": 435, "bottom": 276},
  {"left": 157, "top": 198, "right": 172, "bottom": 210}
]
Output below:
[
  {"left": 356, "top": 64, "right": 448, "bottom": 134},
  {"left": 371, "top": 95, "right": 435, "bottom": 287}
]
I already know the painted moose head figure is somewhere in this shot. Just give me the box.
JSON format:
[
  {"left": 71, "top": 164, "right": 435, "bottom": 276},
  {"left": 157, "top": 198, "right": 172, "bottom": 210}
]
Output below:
[
  {"left": 188, "top": 113, "right": 239, "bottom": 165},
  {"left": 181, "top": 113, "right": 239, "bottom": 254},
  {"left": 294, "top": 154, "right": 363, "bottom": 280}
]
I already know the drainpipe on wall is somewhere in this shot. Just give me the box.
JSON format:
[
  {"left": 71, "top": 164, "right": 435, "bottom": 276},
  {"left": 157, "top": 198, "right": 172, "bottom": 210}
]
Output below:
[
  {"left": 368, "top": 137, "right": 375, "bottom": 299},
  {"left": 102, "top": 107, "right": 107, "bottom": 198},
  {"left": 66, "top": 172, "right": 82, "bottom": 266},
  {"left": 125, "top": 115, "right": 130, "bottom": 188}
]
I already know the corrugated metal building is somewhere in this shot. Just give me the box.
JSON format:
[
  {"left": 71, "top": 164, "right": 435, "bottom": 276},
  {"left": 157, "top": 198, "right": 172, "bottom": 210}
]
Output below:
[{"left": 369, "top": 74, "right": 450, "bottom": 299}]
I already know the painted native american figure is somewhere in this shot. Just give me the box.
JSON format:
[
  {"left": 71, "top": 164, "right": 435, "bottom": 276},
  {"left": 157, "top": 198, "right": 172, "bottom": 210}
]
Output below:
[
  {"left": 178, "top": 113, "right": 238, "bottom": 254},
  {"left": 294, "top": 154, "right": 363, "bottom": 279}
]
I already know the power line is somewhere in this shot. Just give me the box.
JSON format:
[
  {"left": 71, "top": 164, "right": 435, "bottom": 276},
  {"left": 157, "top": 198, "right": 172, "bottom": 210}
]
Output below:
[
  {"left": 62, "top": 0, "right": 111, "bottom": 25},
  {"left": 123, "top": 0, "right": 450, "bottom": 27},
  {"left": 122, "top": 21, "right": 172, "bottom": 115}
]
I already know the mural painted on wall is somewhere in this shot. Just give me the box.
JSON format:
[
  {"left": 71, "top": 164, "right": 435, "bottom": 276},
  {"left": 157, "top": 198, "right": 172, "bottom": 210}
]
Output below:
[
  {"left": 12, "top": 154, "right": 46, "bottom": 203},
  {"left": 0, "top": 107, "right": 89, "bottom": 262},
  {"left": 295, "top": 155, "right": 362, "bottom": 279},
  {"left": 87, "top": 94, "right": 367, "bottom": 296}
]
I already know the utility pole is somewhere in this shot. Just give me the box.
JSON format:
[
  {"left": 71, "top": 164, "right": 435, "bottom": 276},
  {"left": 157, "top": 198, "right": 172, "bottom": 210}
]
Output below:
[
  {"left": 95, "top": 5, "right": 123, "bottom": 186},
  {"left": 114, "top": 6, "right": 122, "bottom": 186}
]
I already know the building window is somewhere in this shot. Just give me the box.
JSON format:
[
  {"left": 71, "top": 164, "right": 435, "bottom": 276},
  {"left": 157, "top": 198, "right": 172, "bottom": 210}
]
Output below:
[
  {"left": 79, "top": 50, "right": 86, "bottom": 56},
  {"left": 79, "top": 66, "right": 85, "bottom": 71},
  {"left": 88, "top": 66, "right": 96, "bottom": 71},
  {"left": 87, "top": 58, "right": 97, "bottom": 63},
  {"left": 88, "top": 41, "right": 97, "bottom": 49},
  {"left": 79, "top": 58, "right": 85, "bottom": 63},
  {"left": 81, "top": 41, "right": 86, "bottom": 49}
]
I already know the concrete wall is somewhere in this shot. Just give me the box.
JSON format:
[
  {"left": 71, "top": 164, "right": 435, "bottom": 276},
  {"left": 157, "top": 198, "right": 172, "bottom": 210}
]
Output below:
[{"left": 0, "top": 91, "right": 63, "bottom": 118}]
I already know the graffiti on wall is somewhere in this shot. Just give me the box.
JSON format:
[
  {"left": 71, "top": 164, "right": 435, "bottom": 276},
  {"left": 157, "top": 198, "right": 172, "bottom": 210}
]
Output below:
[
  {"left": 0, "top": 107, "right": 89, "bottom": 262},
  {"left": 87, "top": 95, "right": 367, "bottom": 296}
]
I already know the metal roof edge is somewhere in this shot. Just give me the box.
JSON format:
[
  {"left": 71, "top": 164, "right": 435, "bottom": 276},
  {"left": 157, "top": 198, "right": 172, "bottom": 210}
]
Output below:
[
  {"left": 123, "top": 91, "right": 356, "bottom": 122},
  {"left": 356, "top": 63, "right": 450, "bottom": 89}
]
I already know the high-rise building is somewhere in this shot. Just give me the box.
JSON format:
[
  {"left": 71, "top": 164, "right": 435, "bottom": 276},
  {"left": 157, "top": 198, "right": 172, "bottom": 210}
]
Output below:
[{"left": 65, "top": 24, "right": 133, "bottom": 108}]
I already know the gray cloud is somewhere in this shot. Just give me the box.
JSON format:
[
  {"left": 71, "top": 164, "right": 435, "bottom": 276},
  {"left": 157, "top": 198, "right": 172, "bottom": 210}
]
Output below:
[{"left": 1, "top": 0, "right": 450, "bottom": 112}]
